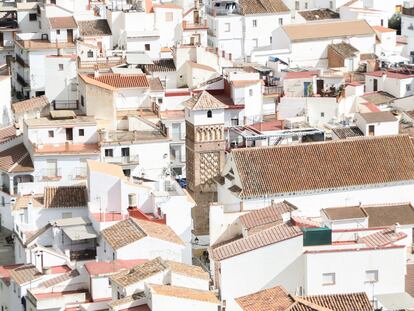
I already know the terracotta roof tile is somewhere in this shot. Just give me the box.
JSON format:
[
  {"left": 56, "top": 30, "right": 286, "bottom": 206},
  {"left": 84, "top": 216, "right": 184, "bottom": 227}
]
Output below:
[
  {"left": 143, "top": 59, "right": 176, "bottom": 73},
  {"left": 235, "top": 286, "right": 295, "bottom": 310},
  {"left": 40, "top": 269, "right": 79, "bottom": 288},
  {"left": 166, "top": 260, "right": 209, "bottom": 280},
  {"left": 12, "top": 95, "right": 49, "bottom": 115},
  {"left": 358, "top": 227, "right": 406, "bottom": 247},
  {"left": 84, "top": 259, "right": 147, "bottom": 276},
  {"left": 302, "top": 292, "right": 372, "bottom": 311},
  {"left": 13, "top": 195, "right": 43, "bottom": 211},
  {"left": 0, "top": 126, "right": 16, "bottom": 143},
  {"left": 211, "top": 222, "right": 302, "bottom": 261},
  {"left": 43, "top": 185, "right": 88, "bottom": 208},
  {"left": 298, "top": 9, "right": 339, "bottom": 21},
  {"left": 331, "top": 126, "right": 363, "bottom": 139},
  {"left": 282, "top": 20, "right": 374, "bottom": 42},
  {"left": 150, "top": 284, "right": 219, "bottom": 303},
  {"left": 230, "top": 135, "right": 414, "bottom": 199},
  {"left": 239, "top": 0, "right": 289, "bottom": 15},
  {"left": 363, "top": 203, "right": 414, "bottom": 227},
  {"left": 80, "top": 73, "right": 149, "bottom": 90},
  {"left": 239, "top": 201, "right": 297, "bottom": 231},
  {"left": 149, "top": 77, "right": 164, "bottom": 92},
  {"left": 78, "top": 19, "right": 112, "bottom": 36},
  {"left": 358, "top": 111, "right": 397, "bottom": 123},
  {"left": 328, "top": 42, "right": 359, "bottom": 58},
  {"left": 102, "top": 218, "right": 183, "bottom": 250},
  {"left": 322, "top": 206, "right": 367, "bottom": 220},
  {"left": 0, "top": 143, "right": 33, "bottom": 173},
  {"left": 184, "top": 91, "right": 227, "bottom": 110},
  {"left": 48, "top": 16, "right": 77, "bottom": 29},
  {"left": 365, "top": 70, "right": 414, "bottom": 79},
  {"left": 9, "top": 265, "right": 42, "bottom": 285}
]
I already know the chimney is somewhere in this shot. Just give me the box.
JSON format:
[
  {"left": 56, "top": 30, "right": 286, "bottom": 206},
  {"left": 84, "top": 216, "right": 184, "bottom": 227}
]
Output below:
[
  {"left": 94, "top": 65, "right": 100, "bottom": 78},
  {"left": 128, "top": 193, "right": 137, "bottom": 209},
  {"left": 394, "top": 222, "right": 401, "bottom": 233}
]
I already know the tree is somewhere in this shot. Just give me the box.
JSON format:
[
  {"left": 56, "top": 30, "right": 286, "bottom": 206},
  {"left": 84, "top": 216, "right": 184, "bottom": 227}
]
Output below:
[{"left": 389, "top": 13, "right": 401, "bottom": 35}]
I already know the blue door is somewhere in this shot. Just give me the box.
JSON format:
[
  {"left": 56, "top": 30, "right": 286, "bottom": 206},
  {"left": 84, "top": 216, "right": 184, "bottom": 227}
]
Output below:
[{"left": 304, "top": 82, "right": 311, "bottom": 97}]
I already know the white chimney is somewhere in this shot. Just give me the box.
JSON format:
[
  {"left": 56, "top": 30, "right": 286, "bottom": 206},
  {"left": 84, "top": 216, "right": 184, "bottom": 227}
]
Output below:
[{"left": 128, "top": 193, "right": 137, "bottom": 208}]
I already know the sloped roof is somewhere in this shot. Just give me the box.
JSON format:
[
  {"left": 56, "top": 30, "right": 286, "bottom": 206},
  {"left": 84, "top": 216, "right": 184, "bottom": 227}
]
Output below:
[
  {"left": 239, "top": 0, "right": 289, "bottom": 15},
  {"left": 102, "top": 218, "right": 183, "bottom": 250},
  {"left": 328, "top": 42, "right": 359, "bottom": 58},
  {"left": 12, "top": 95, "right": 49, "bottom": 115},
  {"left": 211, "top": 222, "right": 302, "bottom": 261},
  {"left": 282, "top": 20, "right": 374, "bottom": 42},
  {"left": 0, "top": 126, "right": 16, "bottom": 143},
  {"left": 358, "top": 227, "right": 406, "bottom": 247},
  {"left": 0, "top": 143, "right": 34, "bottom": 173},
  {"left": 143, "top": 59, "right": 176, "bottom": 73},
  {"left": 43, "top": 185, "right": 88, "bottom": 208},
  {"left": 150, "top": 284, "right": 219, "bottom": 304},
  {"left": 78, "top": 19, "right": 112, "bottom": 36},
  {"left": 358, "top": 111, "right": 398, "bottom": 123},
  {"left": 235, "top": 286, "right": 295, "bottom": 310},
  {"left": 9, "top": 265, "right": 41, "bottom": 285},
  {"left": 322, "top": 206, "right": 367, "bottom": 220},
  {"left": 184, "top": 91, "right": 228, "bottom": 111},
  {"left": 363, "top": 203, "right": 414, "bottom": 227},
  {"left": 79, "top": 73, "right": 149, "bottom": 90},
  {"left": 48, "top": 16, "right": 77, "bottom": 29},
  {"left": 229, "top": 135, "right": 414, "bottom": 199},
  {"left": 302, "top": 292, "right": 372, "bottom": 311}
]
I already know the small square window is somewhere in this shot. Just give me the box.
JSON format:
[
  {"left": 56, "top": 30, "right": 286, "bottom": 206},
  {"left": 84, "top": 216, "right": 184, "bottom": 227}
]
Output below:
[
  {"left": 56, "top": 29, "right": 61, "bottom": 35},
  {"left": 407, "top": 84, "right": 411, "bottom": 91},
  {"left": 270, "top": 37, "right": 272, "bottom": 44},
  {"left": 279, "top": 18, "right": 283, "bottom": 25},
  {"left": 321, "top": 112, "right": 325, "bottom": 117},
  {"left": 145, "top": 44, "right": 150, "bottom": 51},
  {"left": 249, "top": 89, "right": 253, "bottom": 96},
  {"left": 48, "top": 130, "right": 54, "bottom": 138},
  {"left": 58, "top": 64, "right": 64, "bottom": 71},
  {"left": 78, "top": 129, "right": 84, "bottom": 136},
  {"left": 252, "top": 20, "right": 257, "bottom": 27},
  {"left": 165, "top": 12, "right": 173, "bottom": 21},
  {"left": 365, "top": 270, "right": 378, "bottom": 283},
  {"left": 29, "top": 13, "right": 37, "bottom": 21},
  {"left": 105, "top": 149, "right": 113, "bottom": 157},
  {"left": 322, "top": 273, "right": 335, "bottom": 286}
]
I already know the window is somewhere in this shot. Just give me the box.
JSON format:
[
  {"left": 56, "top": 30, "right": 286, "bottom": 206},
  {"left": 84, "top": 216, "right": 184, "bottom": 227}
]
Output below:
[
  {"left": 145, "top": 44, "right": 150, "bottom": 51},
  {"left": 368, "top": 124, "right": 375, "bottom": 136},
  {"left": 48, "top": 130, "right": 54, "bottom": 138},
  {"left": 157, "top": 98, "right": 163, "bottom": 104},
  {"left": 231, "top": 118, "right": 239, "bottom": 126},
  {"left": 71, "top": 83, "right": 77, "bottom": 91},
  {"left": 322, "top": 273, "right": 335, "bottom": 285},
  {"left": 104, "top": 149, "right": 113, "bottom": 157},
  {"left": 29, "top": 13, "right": 37, "bottom": 21},
  {"left": 121, "top": 147, "right": 130, "bottom": 157},
  {"left": 78, "top": 129, "right": 85, "bottom": 136},
  {"left": 56, "top": 29, "right": 60, "bottom": 35},
  {"left": 225, "top": 22, "right": 231, "bottom": 32},
  {"left": 81, "top": 95, "right": 85, "bottom": 107},
  {"left": 270, "top": 37, "right": 272, "bottom": 44},
  {"left": 51, "top": 0, "right": 56, "bottom": 3},
  {"left": 165, "top": 12, "right": 173, "bottom": 21},
  {"left": 329, "top": 1, "right": 333, "bottom": 9},
  {"left": 123, "top": 169, "right": 131, "bottom": 177},
  {"left": 62, "top": 212, "right": 72, "bottom": 219},
  {"left": 58, "top": 64, "right": 64, "bottom": 71},
  {"left": 38, "top": 21, "right": 41, "bottom": 29},
  {"left": 249, "top": 89, "right": 253, "bottom": 96},
  {"left": 279, "top": 18, "right": 283, "bottom": 25},
  {"left": 304, "top": 2, "right": 308, "bottom": 9},
  {"left": 207, "top": 110, "right": 212, "bottom": 118},
  {"left": 381, "top": 19, "right": 384, "bottom": 26},
  {"left": 87, "top": 50, "right": 93, "bottom": 58},
  {"left": 252, "top": 19, "right": 257, "bottom": 27},
  {"left": 407, "top": 84, "right": 412, "bottom": 91},
  {"left": 295, "top": 1, "right": 299, "bottom": 10},
  {"left": 366, "top": 270, "right": 378, "bottom": 283},
  {"left": 320, "top": 112, "right": 325, "bottom": 117}
]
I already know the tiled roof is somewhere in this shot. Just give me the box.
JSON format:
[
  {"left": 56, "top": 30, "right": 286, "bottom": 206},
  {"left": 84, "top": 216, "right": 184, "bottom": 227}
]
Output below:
[
  {"left": 361, "top": 91, "right": 395, "bottom": 106},
  {"left": 48, "top": 16, "right": 77, "bottom": 29},
  {"left": 284, "top": 71, "right": 319, "bottom": 80},
  {"left": 302, "top": 292, "right": 372, "bottom": 311},
  {"left": 12, "top": 95, "right": 49, "bottom": 115},
  {"left": 166, "top": 260, "right": 209, "bottom": 280},
  {"left": 359, "top": 227, "right": 406, "bottom": 247},
  {"left": 229, "top": 135, "right": 414, "bottom": 199},
  {"left": 13, "top": 195, "right": 43, "bottom": 211},
  {"left": 184, "top": 91, "right": 228, "bottom": 110},
  {"left": 331, "top": 126, "right": 363, "bottom": 139},
  {"left": 149, "top": 77, "right": 164, "bottom": 92},
  {"left": 0, "top": 264, "right": 24, "bottom": 286},
  {"left": 102, "top": 218, "right": 183, "bottom": 250},
  {"left": 239, "top": 201, "right": 297, "bottom": 232},
  {"left": 358, "top": 111, "right": 397, "bottom": 123},
  {"left": 282, "top": 20, "right": 374, "bottom": 42},
  {"left": 111, "top": 257, "right": 168, "bottom": 287},
  {"left": 363, "top": 203, "right": 414, "bottom": 227},
  {"left": 79, "top": 73, "right": 149, "bottom": 90},
  {"left": 0, "top": 143, "right": 34, "bottom": 173},
  {"left": 43, "top": 185, "right": 88, "bottom": 209},
  {"left": 143, "top": 59, "right": 176, "bottom": 73},
  {"left": 0, "top": 126, "right": 16, "bottom": 143},
  {"left": 211, "top": 222, "right": 302, "bottom": 261},
  {"left": 366, "top": 71, "right": 414, "bottom": 79},
  {"left": 372, "top": 25, "right": 396, "bottom": 33},
  {"left": 322, "top": 206, "right": 367, "bottom": 220},
  {"left": 84, "top": 259, "right": 147, "bottom": 276},
  {"left": 187, "top": 60, "right": 216, "bottom": 72},
  {"left": 239, "top": 0, "right": 289, "bottom": 15},
  {"left": 78, "top": 19, "right": 112, "bottom": 36},
  {"left": 328, "top": 42, "right": 359, "bottom": 58},
  {"left": 9, "top": 265, "right": 42, "bottom": 285},
  {"left": 235, "top": 286, "right": 295, "bottom": 310},
  {"left": 150, "top": 284, "right": 219, "bottom": 304},
  {"left": 298, "top": 9, "right": 339, "bottom": 21},
  {"left": 40, "top": 269, "right": 79, "bottom": 288}
]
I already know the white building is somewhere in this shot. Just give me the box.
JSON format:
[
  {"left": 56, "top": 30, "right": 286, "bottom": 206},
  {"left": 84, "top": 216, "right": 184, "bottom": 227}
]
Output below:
[{"left": 365, "top": 70, "right": 414, "bottom": 98}]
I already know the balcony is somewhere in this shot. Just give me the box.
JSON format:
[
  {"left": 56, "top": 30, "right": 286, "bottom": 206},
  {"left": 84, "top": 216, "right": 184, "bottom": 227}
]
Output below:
[
  {"left": 72, "top": 167, "right": 87, "bottom": 180},
  {"left": 182, "top": 20, "right": 208, "bottom": 30},
  {"left": 15, "top": 54, "right": 28, "bottom": 68},
  {"left": 264, "top": 85, "right": 284, "bottom": 96},
  {"left": 70, "top": 248, "right": 96, "bottom": 261},
  {"left": 16, "top": 73, "right": 29, "bottom": 88},
  {"left": 104, "top": 155, "right": 139, "bottom": 165},
  {"left": 37, "top": 168, "right": 62, "bottom": 181}
]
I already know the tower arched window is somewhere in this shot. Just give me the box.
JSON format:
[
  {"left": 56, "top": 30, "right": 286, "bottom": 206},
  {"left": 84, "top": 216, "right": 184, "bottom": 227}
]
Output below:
[{"left": 207, "top": 110, "right": 212, "bottom": 118}]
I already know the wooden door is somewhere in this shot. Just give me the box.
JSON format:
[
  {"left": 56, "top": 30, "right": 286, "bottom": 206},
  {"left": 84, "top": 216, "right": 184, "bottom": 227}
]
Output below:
[{"left": 67, "top": 29, "right": 73, "bottom": 43}]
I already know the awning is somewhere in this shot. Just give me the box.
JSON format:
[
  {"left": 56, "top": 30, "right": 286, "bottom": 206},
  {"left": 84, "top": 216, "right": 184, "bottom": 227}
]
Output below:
[
  {"left": 376, "top": 292, "right": 414, "bottom": 310},
  {"left": 63, "top": 225, "right": 98, "bottom": 241}
]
